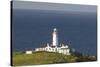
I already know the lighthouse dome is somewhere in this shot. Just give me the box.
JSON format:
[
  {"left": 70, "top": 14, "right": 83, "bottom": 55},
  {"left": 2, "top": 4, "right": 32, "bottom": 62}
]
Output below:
[{"left": 54, "top": 28, "right": 57, "bottom": 31}]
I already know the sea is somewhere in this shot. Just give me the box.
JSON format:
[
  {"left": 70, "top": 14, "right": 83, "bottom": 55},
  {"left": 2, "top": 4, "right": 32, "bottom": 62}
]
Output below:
[{"left": 12, "top": 9, "right": 97, "bottom": 56}]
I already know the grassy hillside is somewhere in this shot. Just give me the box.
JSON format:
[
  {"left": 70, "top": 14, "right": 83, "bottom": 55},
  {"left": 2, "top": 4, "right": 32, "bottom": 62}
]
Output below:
[{"left": 12, "top": 51, "right": 97, "bottom": 66}]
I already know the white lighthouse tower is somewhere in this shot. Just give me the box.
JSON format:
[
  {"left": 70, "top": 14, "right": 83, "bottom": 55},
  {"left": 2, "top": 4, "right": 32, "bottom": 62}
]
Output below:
[{"left": 52, "top": 28, "right": 58, "bottom": 47}]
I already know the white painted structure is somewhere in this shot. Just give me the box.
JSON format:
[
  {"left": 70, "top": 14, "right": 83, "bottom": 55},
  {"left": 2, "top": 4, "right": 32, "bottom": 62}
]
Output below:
[
  {"left": 35, "top": 43, "right": 70, "bottom": 55},
  {"left": 35, "top": 28, "right": 70, "bottom": 55},
  {"left": 25, "top": 51, "right": 32, "bottom": 54},
  {"left": 52, "top": 28, "right": 58, "bottom": 46}
]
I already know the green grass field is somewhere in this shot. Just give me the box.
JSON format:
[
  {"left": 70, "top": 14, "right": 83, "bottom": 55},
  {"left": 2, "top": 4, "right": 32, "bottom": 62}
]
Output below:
[{"left": 12, "top": 51, "right": 97, "bottom": 66}]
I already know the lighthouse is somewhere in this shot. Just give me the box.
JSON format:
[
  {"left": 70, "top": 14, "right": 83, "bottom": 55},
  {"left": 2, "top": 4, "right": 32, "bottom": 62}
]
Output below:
[
  {"left": 33, "top": 28, "right": 71, "bottom": 55},
  {"left": 52, "top": 28, "right": 58, "bottom": 47}
]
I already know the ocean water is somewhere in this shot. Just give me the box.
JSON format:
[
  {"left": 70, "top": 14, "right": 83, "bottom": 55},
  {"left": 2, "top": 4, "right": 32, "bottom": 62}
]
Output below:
[{"left": 12, "top": 9, "right": 97, "bottom": 55}]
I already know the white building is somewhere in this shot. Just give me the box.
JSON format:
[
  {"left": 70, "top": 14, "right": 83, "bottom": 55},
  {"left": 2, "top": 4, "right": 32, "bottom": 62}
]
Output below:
[
  {"left": 35, "top": 28, "right": 70, "bottom": 55},
  {"left": 25, "top": 50, "right": 33, "bottom": 54}
]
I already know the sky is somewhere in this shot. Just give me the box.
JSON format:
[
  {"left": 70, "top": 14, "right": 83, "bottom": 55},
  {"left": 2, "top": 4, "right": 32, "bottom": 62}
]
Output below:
[{"left": 13, "top": 1, "right": 97, "bottom": 13}]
